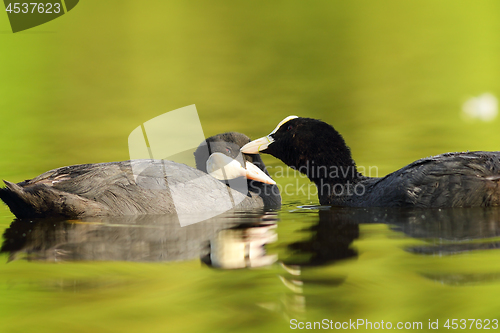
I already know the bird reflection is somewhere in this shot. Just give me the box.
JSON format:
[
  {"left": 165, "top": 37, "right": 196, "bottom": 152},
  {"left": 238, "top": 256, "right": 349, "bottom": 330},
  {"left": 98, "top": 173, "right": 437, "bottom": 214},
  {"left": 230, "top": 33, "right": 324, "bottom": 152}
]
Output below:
[
  {"left": 297, "top": 206, "right": 500, "bottom": 256},
  {"left": 387, "top": 206, "right": 500, "bottom": 286},
  {"left": 286, "top": 209, "right": 359, "bottom": 266},
  {"left": 204, "top": 222, "right": 278, "bottom": 269},
  {"left": 3, "top": 205, "right": 500, "bottom": 299},
  {"left": 274, "top": 209, "right": 361, "bottom": 320},
  {"left": 7, "top": 206, "right": 498, "bottom": 265},
  {"left": 0, "top": 211, "right": 279, "bottom": 266},
  {"left": 390, "top": 207, "right": 500, "bottom": 253},
  {"left": 277, "top": 206, "right": 500, "bottom": 313},
  {"left": 307, "top": 206, "right": 500, "bottom": 287}
]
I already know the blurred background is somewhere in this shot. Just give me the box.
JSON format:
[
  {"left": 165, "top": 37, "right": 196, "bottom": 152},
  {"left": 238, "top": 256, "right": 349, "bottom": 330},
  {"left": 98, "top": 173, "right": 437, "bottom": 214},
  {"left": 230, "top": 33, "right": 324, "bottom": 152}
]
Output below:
[
  {"left": 1, "top": 0, "right": 499, "bottom": 179},
  {"left": 1, "top": 1, "right": 500, "bottom": 332}
]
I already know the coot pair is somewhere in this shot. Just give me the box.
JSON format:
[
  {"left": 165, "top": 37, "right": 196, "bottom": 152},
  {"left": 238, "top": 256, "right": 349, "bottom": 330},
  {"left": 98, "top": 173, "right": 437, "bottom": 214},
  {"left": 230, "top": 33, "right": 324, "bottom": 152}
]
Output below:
[
  {"left": 2, "top": 117, "right": 499, "bottom": 218},
  {"left": 0, "top": 133, "right": 281, "bottom": 219},
  {"left": 242, "top": 116, "right": 500, "bottom": 208}
]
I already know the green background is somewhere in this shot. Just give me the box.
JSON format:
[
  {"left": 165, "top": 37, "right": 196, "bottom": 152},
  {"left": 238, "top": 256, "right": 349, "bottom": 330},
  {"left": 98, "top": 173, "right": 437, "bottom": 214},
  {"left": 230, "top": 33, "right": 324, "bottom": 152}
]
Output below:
[{"left": 1, "top": 1, "right": 500, "bottom": 332}]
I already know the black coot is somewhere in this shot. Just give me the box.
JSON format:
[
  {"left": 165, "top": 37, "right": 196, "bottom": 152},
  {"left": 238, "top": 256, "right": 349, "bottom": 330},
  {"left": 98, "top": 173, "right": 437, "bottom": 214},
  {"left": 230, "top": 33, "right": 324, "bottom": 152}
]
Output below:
[
  {"left": 0, "top": 132, "right": 280, "bottom": 219},
  {"left": 241, "top": 116, "right": 500, "bottom": 208}
]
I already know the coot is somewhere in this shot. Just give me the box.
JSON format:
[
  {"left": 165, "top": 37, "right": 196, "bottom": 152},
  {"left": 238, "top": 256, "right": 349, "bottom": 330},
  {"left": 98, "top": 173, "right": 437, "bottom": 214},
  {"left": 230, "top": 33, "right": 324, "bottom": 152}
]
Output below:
[
  {"left": 241, "top": 116, "right": 500, "bottom": 208},
  {"left": 0, "top": 132, "right": 281, "bottom": 219}
]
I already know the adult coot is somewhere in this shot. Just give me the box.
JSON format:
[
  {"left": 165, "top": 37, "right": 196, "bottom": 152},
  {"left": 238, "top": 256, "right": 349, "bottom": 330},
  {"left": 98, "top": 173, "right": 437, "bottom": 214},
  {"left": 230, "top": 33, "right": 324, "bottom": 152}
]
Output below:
[
  {"left": 241, "top": 116, "right": 500, "bottom": 208},
  {"left": 0, "top": 132, "right": 281, "bottom": 219}
]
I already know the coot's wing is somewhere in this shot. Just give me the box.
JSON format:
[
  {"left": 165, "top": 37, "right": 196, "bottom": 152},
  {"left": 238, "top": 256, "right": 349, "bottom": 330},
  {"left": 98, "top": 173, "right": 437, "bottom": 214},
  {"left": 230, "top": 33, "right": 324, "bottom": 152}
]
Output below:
[
  {"left": 2, "top": 160, "right": 235, "bottom": 218},
  {"left": 375, "top": 151, "right": 500, "bottom": 207}
]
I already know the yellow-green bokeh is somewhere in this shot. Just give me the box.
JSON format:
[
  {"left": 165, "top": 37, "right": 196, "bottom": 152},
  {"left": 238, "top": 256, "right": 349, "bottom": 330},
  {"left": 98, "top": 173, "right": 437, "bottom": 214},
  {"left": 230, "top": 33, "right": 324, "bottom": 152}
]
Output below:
[{"left": 1, "top": 1, "right": 500, "bottom": 332}]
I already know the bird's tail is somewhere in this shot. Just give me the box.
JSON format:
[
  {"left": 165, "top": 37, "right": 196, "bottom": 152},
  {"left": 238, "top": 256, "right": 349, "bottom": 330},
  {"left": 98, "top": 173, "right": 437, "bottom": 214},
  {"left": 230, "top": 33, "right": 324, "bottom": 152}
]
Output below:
[{"left": 0, "top": 180, "right": 48, "bottom": 219}]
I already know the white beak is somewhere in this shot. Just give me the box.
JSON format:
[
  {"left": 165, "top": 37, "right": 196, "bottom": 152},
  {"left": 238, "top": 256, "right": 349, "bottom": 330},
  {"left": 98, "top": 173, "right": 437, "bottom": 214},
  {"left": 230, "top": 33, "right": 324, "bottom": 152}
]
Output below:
[
  {"left": 240, "top": 136, "right": 274, "bottom": 154},
  {"left": 240, "top": 115, "right": 298, "bottom": 154},
  {"left": 206, "top": 153, "right": 276, "bottom": 185}
]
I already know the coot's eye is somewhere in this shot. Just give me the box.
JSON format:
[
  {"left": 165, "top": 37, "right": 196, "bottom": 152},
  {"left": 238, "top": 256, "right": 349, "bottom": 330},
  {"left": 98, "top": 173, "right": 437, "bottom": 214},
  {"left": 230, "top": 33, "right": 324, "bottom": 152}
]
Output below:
[{"left": 287, "top": 125, "right": 293, "bottom": 131}]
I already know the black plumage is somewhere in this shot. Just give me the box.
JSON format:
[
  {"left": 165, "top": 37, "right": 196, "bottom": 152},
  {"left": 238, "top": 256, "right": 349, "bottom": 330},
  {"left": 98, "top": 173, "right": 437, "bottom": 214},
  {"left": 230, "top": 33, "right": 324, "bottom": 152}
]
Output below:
[{"left": 244, "top": 117, "right": 500, "bottom": 208}]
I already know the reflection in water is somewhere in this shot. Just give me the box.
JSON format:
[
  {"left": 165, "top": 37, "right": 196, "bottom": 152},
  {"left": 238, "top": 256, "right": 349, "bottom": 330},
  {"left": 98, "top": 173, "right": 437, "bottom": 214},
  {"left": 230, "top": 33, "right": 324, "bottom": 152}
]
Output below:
[
  {"left": 287, "top": 210, "right": 360, "bottom": 266},
  {"left": 391, "top": 207, "right": 500, "bottom": 286},
  {"left": 277, "top": 210, "right": 361, "bottom": 320},
  {"left": 298, "top": 207, "right": 500, "bottom": 287},
  {"left": 274, "top": 206, "right": 500, "bottom": 314},
  {"left": 206, "top": 223, "right": 278, "bottom": 269},
  {"left": 0, "top": 211, "right": 279, "bottom": 266},
  {"left": 420, "top": 272, "right": 500, "bottom": 286},
  {"left": 3, "top": 205, "right": 500, "bottom": 312},
  {"left": 302, "top": 206, "right": 500, "bottom": 255}
]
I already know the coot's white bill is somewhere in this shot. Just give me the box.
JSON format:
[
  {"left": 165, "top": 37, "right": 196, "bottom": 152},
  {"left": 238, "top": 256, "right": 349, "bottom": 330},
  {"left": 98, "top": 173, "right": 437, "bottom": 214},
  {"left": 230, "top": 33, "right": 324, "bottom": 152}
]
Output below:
[
  {"left": 240, "top": 115, "right": 298, "bottom": 154},
  {"left": 206, "top": 153, "right": 276, "bottom": 185},
  {"left": 240, "top": 136, "right": 274, "bottom": 154}
]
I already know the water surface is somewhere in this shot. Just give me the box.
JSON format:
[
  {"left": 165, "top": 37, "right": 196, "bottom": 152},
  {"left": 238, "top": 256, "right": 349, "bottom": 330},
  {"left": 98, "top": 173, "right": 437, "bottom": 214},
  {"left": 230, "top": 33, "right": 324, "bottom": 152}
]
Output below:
[{"left": 1, "top": 1, "right": 500, "bottom": 332}]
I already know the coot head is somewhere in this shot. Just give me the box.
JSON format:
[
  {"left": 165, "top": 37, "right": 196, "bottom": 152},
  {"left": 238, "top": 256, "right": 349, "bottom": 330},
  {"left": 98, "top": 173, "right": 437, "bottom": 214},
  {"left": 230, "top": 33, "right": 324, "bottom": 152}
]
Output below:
[
  {"left": 241, "top": 117, "right": 358, "bottom": 182},
  {"left": 195, "top": 132, "right": 275, "bottom": 184}
]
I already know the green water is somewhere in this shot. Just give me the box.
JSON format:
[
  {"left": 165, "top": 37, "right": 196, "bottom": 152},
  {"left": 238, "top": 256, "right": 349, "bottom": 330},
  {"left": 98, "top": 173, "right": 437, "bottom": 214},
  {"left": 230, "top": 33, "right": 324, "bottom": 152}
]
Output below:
[{"left": 1, "top": 1, "right": 500, "bottom": 332}]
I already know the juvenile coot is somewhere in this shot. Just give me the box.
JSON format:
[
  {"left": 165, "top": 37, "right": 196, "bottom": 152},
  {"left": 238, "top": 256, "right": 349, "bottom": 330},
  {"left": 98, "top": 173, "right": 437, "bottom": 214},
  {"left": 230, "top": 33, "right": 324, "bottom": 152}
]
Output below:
[
  {"left": 0, "top": 132, "right": 281, "bottom": 219},
  {"left": 241, "top": 116, "right": 500, "bottom": 208}
]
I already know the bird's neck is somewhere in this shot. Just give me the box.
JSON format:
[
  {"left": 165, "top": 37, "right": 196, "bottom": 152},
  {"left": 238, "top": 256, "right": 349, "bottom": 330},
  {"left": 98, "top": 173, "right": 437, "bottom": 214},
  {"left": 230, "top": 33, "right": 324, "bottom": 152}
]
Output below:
[
  {"left": 297, "top": 151, "right": 359, "bottom": 185},
  {"left": 296, "top": 154, "right": 362, "bottom": 204}
]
